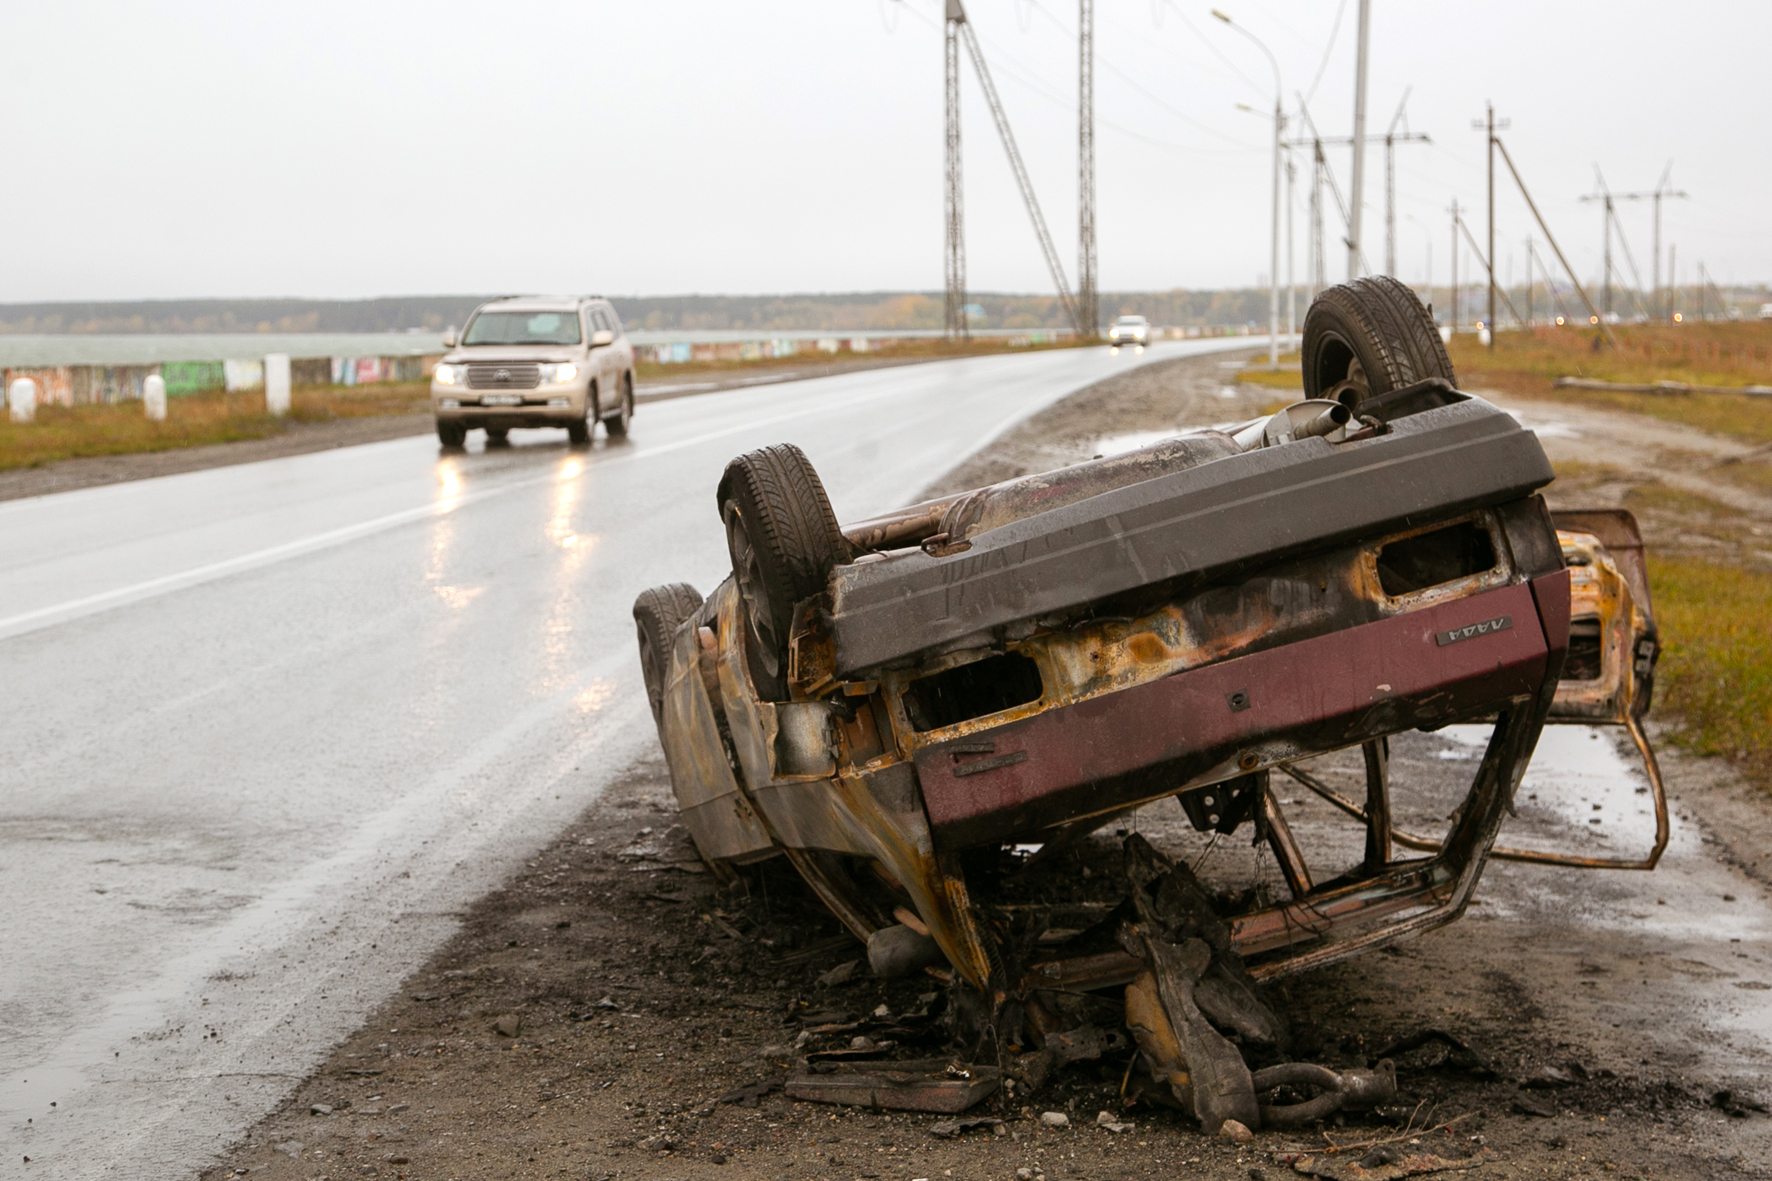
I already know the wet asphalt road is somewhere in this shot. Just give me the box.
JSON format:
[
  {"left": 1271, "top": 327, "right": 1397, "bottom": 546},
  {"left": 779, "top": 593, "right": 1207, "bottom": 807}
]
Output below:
[{"left": 0, "top": 340, "right": 1261, "bottom": 1177}]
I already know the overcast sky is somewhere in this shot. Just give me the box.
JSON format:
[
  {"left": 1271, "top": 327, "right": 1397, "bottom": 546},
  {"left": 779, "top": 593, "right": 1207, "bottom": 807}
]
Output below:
[{"left": 1, "top": 1, "right": 1766, "bottom": 303}]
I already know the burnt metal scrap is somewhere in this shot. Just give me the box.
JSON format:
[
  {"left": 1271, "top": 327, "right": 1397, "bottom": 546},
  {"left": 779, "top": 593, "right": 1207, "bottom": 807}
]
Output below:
[{"left": 633, "top": 280, "right": 1665, "bottom": 1130}]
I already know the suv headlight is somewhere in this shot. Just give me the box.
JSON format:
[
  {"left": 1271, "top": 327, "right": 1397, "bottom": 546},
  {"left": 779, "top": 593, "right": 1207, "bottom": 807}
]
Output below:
[
  {"left": 434, "top": 363, "right": 464, "bottom": 386},
  {"left": 539, "top": 363, "right": 579, "bottom": 385}
]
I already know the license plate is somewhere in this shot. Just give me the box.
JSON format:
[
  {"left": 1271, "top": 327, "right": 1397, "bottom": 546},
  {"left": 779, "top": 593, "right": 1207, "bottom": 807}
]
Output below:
[{"left": 480, "top": 394, "right": 523, "bottom": 406}]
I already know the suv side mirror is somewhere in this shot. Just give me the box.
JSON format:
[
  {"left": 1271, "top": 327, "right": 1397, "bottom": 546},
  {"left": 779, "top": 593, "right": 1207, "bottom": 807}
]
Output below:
[
  {"left": 442, "top": 326, "right": 457, "bottom": 348},
  {"left": 590, "top": 329, "right": 615, "bottom": 347}
]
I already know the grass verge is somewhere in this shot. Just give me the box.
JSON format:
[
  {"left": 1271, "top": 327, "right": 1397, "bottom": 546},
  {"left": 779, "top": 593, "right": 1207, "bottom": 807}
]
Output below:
[
  {"left": 633, "top": 334, "right": 1092, "bottom": 383},
  {"left": 0, "top": 382, "right": 431, "bottom": 471},
  {"left": 1647, "top": 556, "right": 1772, "bottom": 785},
  {"left": 1448, "top": 323, "right": 1772, "bottom": 445}
]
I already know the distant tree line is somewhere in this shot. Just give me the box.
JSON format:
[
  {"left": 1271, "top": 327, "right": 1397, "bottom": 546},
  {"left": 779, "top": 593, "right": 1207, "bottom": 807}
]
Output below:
[
  {"left": 0, "top": 290, "right": 1287, "bottom": 335},
  {"left": 5, "top": 284, "right": 1767, "bottom": 336}
]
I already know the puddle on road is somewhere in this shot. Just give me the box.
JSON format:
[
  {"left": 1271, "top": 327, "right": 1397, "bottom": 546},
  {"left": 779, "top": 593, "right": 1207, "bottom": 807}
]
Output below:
[
  {"left": 1505, "top": 409, "right": 1583, "bottom": 439},
  {"left": 1441, "top": 723, "right": 1772, "bottom": 1073},
  {"left": 1442, "top": 724, "right": 1667, "bottom": 856}
]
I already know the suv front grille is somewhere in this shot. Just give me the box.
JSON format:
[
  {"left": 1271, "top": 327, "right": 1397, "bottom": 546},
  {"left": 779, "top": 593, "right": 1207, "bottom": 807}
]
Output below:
[{"left": 467, "top": 363, "right": 541, "bottom": 390}]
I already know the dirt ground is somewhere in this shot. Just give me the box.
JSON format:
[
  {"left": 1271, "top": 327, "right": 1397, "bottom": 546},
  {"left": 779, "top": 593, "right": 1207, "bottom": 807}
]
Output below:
[{"left": 205, "top": 351, "right": 1772, "bottom": 1181}]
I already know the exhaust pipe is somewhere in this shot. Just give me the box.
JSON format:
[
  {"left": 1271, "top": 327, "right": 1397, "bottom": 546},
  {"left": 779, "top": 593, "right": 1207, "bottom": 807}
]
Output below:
[
  {"left": 1233, "top": 400, "right": 1353, "bottom": 452},
  {"left": 1293, "top": 401, "right": 1351, "bottom": 440}
]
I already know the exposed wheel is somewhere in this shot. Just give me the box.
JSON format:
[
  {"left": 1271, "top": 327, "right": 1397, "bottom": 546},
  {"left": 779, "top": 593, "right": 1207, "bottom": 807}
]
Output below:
[
  {"left": 486, "top": 427, "right": 510, "bottom": 446},
  {"left": 1302, "top": 276, "right": 1456, "bottom": 411},
  {"left": 436, "top": 420, "right": 467, "bottom": 448},
  {"left": 716, "top": 444, "right": 848, "bottom": 701},
  {"left": 606, "top": 374, "right": 634, "bottom": 437},
  {"left": 568, "top": 386, "right": 597, "bottom": 446},
  {"left": 633, "top": 582, "right": 704, "bottom": 727}
]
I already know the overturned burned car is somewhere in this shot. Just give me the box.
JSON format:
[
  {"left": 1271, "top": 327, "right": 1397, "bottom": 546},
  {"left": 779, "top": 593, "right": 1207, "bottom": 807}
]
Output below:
[{"left": 633, "top": 279, "right": 1666, "bottom": 1130}]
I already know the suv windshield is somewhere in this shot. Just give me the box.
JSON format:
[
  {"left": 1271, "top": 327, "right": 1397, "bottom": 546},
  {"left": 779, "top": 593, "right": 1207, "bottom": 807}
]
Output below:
[{"left": 462, "top": 310, "right": 582, "bottom": 346}]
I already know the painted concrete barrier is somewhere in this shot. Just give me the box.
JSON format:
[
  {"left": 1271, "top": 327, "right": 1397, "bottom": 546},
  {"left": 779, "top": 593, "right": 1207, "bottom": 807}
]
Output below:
[
  {"left": 9, "top": 378, "right": 36, "bottom": 424},
  {"left": 264, "top": 354, "right": 291, "bottom": 416},
  {"left": 0, "top": 354, "right": 441, "bottom": 406},
  {"left": 143, "top": 375, "right": 167, "bottom": 421}
]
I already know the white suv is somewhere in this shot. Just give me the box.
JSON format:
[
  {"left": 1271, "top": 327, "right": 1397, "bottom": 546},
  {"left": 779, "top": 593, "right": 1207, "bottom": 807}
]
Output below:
[{"left": 431, "top": 296, "right": 637, "bottom": 448}]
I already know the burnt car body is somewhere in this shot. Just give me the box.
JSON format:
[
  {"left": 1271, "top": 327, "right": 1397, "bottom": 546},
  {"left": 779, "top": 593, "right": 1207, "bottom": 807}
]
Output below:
[{"left": 637, "top": 377, "right": 1666, "bottom": 1007}]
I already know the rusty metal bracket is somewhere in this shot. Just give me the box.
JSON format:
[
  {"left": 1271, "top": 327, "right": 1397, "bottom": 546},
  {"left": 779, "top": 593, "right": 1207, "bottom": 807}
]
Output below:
[{"left": 1277, "top": 710, "right": 1669, "bottom": 872}]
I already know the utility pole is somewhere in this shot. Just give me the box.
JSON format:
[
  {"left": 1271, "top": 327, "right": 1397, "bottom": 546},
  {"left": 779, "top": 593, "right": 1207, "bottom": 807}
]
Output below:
[
  {"left": 1523, "top": 236, "right": 1533, "bottom": 327},
  {"left": 1077, "top": 0, "right": 1098, "bottom": 339},
  {"left": 1213, "top": 10, "right": 1282, "bottom": 364},
  {"left": 1650, "top": 163, "right": 1687, "bottom": 321},
  {"left": 1346, "top": 0, "right": 1371, "bottom": 279},
  {"left": 1286, "top": 152, "right": 1297, "bottom": 335},
  {"left": 1383, "top": 89, "right": 1429, "bottom": 277},
  {"left": 1311, "top": 138, "right": 1325, "bottom": 296},
  {"left": 1600, "top": 188, "right": 1613, "bottom": 317},
  {"left": 944, "top": 0, "right": 967, "bottom": 342},
  {"left": 1668, "top": 243, "right": 1677, "bottom": 320},
  {"left": 1449, "top": 198, "right": 1459, "bottom": 331},
  {"left": 1471, "top": 103, "right": 1509, "bottom": 348}
]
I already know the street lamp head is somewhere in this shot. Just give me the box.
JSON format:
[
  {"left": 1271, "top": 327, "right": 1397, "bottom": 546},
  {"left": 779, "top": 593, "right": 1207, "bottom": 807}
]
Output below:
[{"left": 1211, "top": 8, "right": 1233, "bottom": 23}]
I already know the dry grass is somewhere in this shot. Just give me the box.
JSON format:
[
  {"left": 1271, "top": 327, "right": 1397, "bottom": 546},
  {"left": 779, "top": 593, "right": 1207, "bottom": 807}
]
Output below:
[
  {"left": 0, "top": 383, "right": 431, "bottom": 471},
  {"left": 1448, "top": 322, "right": 1772, "bottom": 445},
  {"left": 1646, "top": 556, "right": 1772, "bottom": 785}
]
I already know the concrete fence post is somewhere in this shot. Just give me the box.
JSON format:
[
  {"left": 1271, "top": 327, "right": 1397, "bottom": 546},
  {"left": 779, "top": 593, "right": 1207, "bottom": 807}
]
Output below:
[
  {"left": 8, "top": 378, "right": 36, "bottom": 424},
  {"left": 264, "top": 354, "right": 291, "bottom": 416},
  {"left": 143, "top": 374, "right": 168, "bottom": 421}
]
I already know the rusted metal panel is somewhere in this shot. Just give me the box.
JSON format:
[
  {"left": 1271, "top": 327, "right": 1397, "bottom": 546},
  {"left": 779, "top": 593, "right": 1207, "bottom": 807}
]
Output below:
[
  {"left": 912, "top": 580, "right": 1553, "bottom": 849},
  {"left": 658, "top": 600, "right": 773, "bottom": 861}
]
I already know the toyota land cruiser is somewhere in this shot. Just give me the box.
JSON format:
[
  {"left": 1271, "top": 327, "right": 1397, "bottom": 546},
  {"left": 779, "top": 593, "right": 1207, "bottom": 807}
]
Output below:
[{"left": 431, "top": 295, "right": 637, "bottom": 447}]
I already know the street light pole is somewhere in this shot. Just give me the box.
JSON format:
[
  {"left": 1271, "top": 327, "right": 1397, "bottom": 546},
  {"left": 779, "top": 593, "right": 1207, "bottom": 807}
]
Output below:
[
  {"left": 1347, "top": 0, "right": 1371, "bottom": 280},
  {"left": 1214, "top": 9, "right": 1283, "bottom": 368}
]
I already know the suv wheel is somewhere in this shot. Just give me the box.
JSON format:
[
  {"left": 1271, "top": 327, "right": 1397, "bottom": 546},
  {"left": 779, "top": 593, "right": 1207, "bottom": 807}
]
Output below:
[
  {"left": 486, "top": 427, "right": 510, "bottom": 446},
  {"left": 607, "top": 374, "right": 634, "bottom": 437},
  {"left": 436, "top": 421, "right": 467, "bottom": 448},
  {"left": 1302, "top": 276, "right": 1456, "bottom": 411},
  {"left": 717, "top": 444, "right": 848, "bottom": 701},
  {"left": 568, "top": 386, "right": 596, "bottom": 446},
  {"left": 633, "top": 583, "right": 705, "bottom": 726}
]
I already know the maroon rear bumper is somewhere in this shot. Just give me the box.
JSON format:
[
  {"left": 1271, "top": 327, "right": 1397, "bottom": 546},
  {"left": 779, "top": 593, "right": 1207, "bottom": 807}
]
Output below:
[{"left": 914, "top": 573, "right": 1571, "bottom": 849}]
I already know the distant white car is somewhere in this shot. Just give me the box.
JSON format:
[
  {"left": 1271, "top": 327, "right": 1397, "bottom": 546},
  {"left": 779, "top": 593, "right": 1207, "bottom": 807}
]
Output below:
[
  {"left": 1759, "top": 303, "right": 1772, "bottom": 320},
  {"left": 1107, "top": 314, "right": 1150, "bottom": 345}
]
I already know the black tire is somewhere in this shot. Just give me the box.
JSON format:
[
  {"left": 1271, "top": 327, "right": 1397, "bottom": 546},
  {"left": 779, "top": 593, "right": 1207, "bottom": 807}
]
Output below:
[
  {"left": 716, "top": 444, "right": 848, "bottom": 701},
  {"left": 436, "top": 421, "right": 467, "bottom": 448},
  {"left": 486, "top": 427, "right": 510, "bottom": 446},
  {"left": 606, "top": 374, "right": 634, "bottom": 437},
  {"left": 568, "top": 385, "right": 597, "bottom": 445},
  {"left": 633, "top": 583, "right": 704, "bottom": 727},
  {"left": 1301, "top": 276, "right": 1456, "bottom": 411}
]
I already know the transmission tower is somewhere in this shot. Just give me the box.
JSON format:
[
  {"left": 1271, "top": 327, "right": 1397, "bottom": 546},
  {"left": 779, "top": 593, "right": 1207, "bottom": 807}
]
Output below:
[
  {"left": 947, "top": 0, "right": 1080, "bottom": 335},
  {"left": 944, "top": 1, "right": 966, "bottom": 341},
  {"left": 1077, "top": 0, "right": 1098, "bottom": 338}
]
